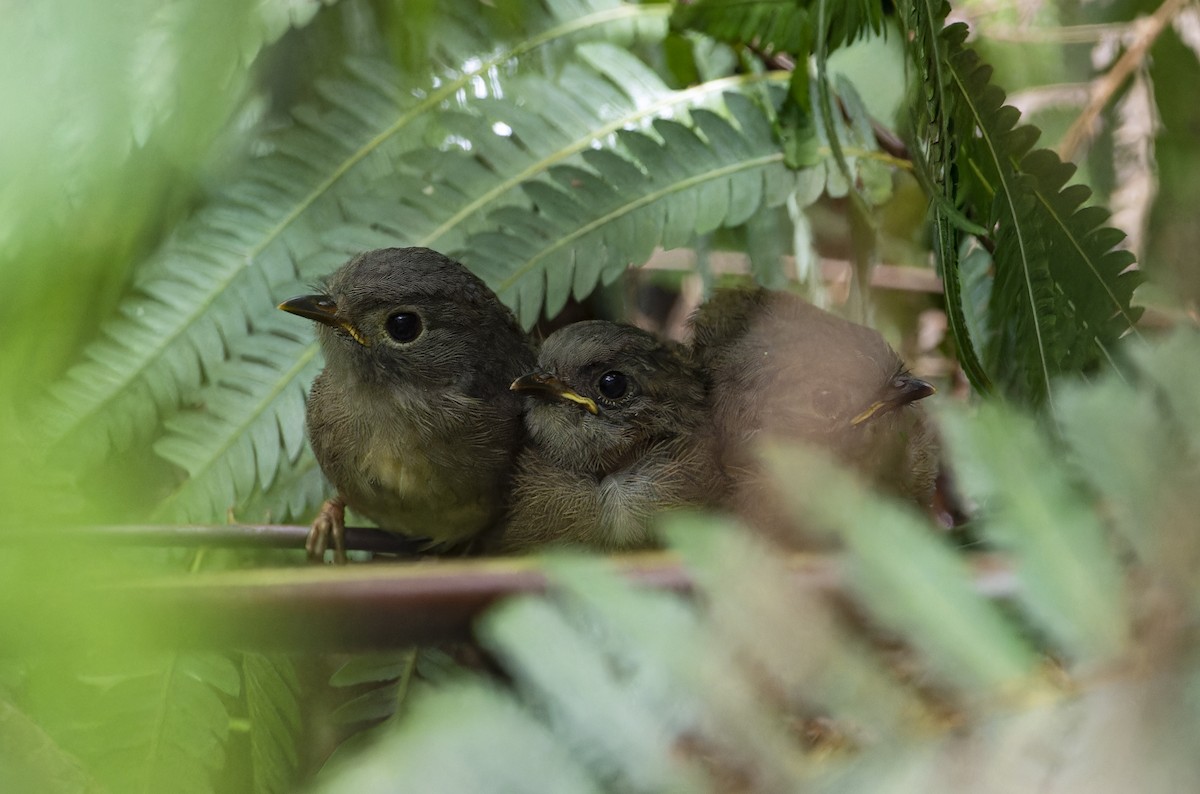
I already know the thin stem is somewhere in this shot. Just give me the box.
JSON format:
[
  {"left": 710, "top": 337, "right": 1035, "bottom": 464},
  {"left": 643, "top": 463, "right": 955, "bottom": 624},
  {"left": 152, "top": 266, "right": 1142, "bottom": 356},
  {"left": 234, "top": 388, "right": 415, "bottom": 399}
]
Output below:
[{"left": 1059, "top": 0, "right": 1190, "bottom": 162}]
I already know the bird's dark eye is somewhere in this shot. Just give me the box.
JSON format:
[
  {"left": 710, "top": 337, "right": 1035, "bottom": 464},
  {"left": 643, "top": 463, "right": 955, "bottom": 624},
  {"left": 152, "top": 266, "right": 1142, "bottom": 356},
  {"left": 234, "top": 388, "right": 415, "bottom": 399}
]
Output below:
[
  {"left": 597, "top": 371, "right": 628, "bottom": 399},
  {"left": 385, "top": 312, "right": 422, "bottom": 343}
]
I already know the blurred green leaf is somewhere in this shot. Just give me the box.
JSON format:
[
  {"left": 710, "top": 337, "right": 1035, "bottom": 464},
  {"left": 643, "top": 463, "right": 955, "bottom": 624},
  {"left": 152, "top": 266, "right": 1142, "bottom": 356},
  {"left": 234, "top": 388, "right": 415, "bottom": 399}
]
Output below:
[
  {"left": 940, "top": 403, "right": 1128, "bottom": 660},
  {"left": 244, "top": 653, "right": 303, "bottom": 794},
  {"left": 1132, "top": 330, "right": 1200, "bottom": 460},
  {"left": 763, "top": 443, "right": 1041, "bottom": 693},
  {"left": 541, "top": 557, "right": 810, "bottom": 789},
  {"left": 317, "top": 679, "right": 603, "bottom": 794},
  {"left": 666, "top": 515, "right": 932, "bottom": 738},
  {"left": 25, "top": 652, "right": 239, "bottom": 794},
  {"left": 670, "top": 0, "right": 882, "bottom": 56},
  {"left": 0, "top": 698, "right": 104, "bottom": 794},
  {"left": 481, "top": 592, "right": 708, "bottom": 792},
  {"left": 1056, "top": 364, "right": 1185, "bottom": 570}
]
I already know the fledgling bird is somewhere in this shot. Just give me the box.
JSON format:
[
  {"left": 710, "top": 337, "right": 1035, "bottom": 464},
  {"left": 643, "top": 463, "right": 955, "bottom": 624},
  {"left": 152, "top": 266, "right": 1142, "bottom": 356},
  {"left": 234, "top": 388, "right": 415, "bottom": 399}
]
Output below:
[
  {"left": 488, "top": 321, "right": 727, "bottom": 553},
  {"left": 279, "top": 247, "right": 535, "bottom": 562},
  {"left": 690, "top": 287, "right": 938, "bottom": 516}
]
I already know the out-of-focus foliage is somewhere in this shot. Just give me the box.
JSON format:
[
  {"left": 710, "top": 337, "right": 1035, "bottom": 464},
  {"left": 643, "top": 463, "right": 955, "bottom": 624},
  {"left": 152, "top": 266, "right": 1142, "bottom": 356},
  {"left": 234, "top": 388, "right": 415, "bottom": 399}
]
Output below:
[
  {"left": 314, "top": 329, "right": 1200, "bottom": 793},
  {"left": 243, "top": 654, "right": 304, "bottom": 794},
  {"left": 1, "top": 0, "right": 1197, "bottom": 791},
  {"left": 671, "top": 0, "right": 885, "bottom": 55}
]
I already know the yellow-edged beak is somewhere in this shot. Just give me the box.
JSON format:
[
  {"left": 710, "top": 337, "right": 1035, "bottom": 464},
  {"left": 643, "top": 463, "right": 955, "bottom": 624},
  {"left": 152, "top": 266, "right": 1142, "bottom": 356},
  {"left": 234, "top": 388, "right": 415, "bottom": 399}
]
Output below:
[
  {"left": 510, "top": 372, "right": 599, "bottom": 415},
  {"left": 851, "top": 374, "right": 936, "bottom": 426},
  {"left": 278, "top": 294, "right": 370, "bottom": 346}
]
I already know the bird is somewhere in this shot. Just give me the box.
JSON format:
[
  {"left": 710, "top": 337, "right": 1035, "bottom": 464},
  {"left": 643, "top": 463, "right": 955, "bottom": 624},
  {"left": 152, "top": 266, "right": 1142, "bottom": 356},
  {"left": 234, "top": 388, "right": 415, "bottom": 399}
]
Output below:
[
  {"left": 488, "top": 320, "right": 727, "bottom": 553},
  {"left": 689, "top": 287, "right": 938, "bottom": 524},
  {"left": 278, "top": 247, "right": 536, "bottom": 562}
]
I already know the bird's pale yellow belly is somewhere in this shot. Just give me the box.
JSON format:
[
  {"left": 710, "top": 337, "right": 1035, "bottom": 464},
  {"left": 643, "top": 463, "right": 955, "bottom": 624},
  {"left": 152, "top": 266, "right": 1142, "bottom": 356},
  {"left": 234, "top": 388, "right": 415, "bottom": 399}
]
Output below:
[{"left": 353, "top": 443, "right": 491, "bottom": 542}]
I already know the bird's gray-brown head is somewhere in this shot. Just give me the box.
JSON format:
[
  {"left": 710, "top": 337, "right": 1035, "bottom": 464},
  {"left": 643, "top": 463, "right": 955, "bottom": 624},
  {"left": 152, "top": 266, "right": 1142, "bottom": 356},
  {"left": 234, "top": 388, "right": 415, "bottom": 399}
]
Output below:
[
  {"left": 511, "top": 321, "right": 707, "bottom": 473},
  {"left": 692, "top": 287, "right": 934, "bottom": 439},
  {"left": 278, "top": 247, "right": 534, "bottom": 398},
  {"left": 691, "top": 286, "right": 938, "bottom": 504},
  {"left": 770, "top": 306, "right": 934, "bottom": 438}
]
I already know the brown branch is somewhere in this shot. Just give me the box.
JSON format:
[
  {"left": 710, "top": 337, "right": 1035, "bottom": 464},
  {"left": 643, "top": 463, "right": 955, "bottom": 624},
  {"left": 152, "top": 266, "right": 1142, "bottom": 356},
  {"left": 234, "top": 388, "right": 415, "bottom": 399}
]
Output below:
[
  {"left": 1059, "top": 0, "right": 1190, "bottom": 162},
  {"left": 748, "top": 45, "right": 795, "bottom": 73},
  {"left": 127, "top": 553, "right": 716, "bottom": 651},
  {"left": 132, "top": 552, "right": 1017, "bottom": 650},
  {"left": 834, "top": 95, "right": 911, "bottom": 162},
  {"left": 0, "top": 550, "right": 1016, "bottom": 653},
  {"left": 978, "top": 22, "right": 1132, "bottom": 45},
  {"left": 8, "top": 523, "right": 426, "bottom": 555}
]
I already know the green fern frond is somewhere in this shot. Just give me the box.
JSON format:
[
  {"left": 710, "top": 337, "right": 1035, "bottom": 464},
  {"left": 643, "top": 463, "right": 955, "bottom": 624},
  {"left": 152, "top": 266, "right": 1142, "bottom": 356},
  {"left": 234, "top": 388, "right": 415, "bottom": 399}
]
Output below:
[
  {"left": 941, "top": 403, "right": 1129, "bottom": 660},
  {"left": 479, "top": 590, "right": 719, "bottom": 790},
  {"left": 319, "top": 649, "right": 478, "bottom": 774},
  {"left": 902, "top": 0, "right": 994, "bottom": 394},
  {"left": 667, "top": 517, "right": 931, "bottom": 736},
  {"left": 671, "top": 0, "right": 883, "bottom": 56},
  {"left": 329, "top": 652, "right": 418, "bottom": 728},
  {"left": 249, "top": 0, "right": 340, "bottom": 60},
  {"left": 329, "top": 46, "right": 781, "bottom": 258},
  {"left": 0, "top": 698, "right": 104, "bottom": 794},
  {"left": 1065, "top": 333, "right": 1200, "bottom": 571},
  {"left": 244, "top": 654, "right": 302, "bottom": 794},
  {"left": 45, "top": 56, "right": 389, "bottom": 466},
  {"left": 957, "top": 238, "right": 994, "bottom": 356},
  {"left": 762, "top": 445, "right": 1041, "bottom": 692},
  {"left": 541, "top": 558, "right": 810, "bottom": 787},
  {"left": 904, "top": 2, "right": 1142, "bottom": 408},
  {"left": 463, "top": 91, "right": 803, "bottom": 327},
  {"left": 318, "top": 680, "right": 603, "bottom": 794},
  {"left": 40, "top": 653, "right": 240, "bottom": 794},
  {"left": 672, "top": 0, "right": 813, "bottom": 55},
  {"left": 44, "top": 0, "right": 668, "bottom": 467},
  {"left": 235, "top": 447, "right": 327, "bottom": 525},
  {"left": 671, "top": 0, "right": 884, "bottom": 175},
  {"left": 152, "top": 320, "right": 318, "bottom": 522},
  {"left": 1130, "top": 332, "right": 1200, "bottom": 474}
]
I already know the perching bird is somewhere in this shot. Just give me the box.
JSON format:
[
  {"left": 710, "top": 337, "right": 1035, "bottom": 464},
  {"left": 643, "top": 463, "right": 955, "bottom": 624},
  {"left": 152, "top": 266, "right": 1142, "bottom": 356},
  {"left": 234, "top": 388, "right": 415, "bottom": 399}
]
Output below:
[
  {"left": 489, "top": 321, "right": 727, "bottom": 553},
  {"left": 278, "top": 247, "right": 535, "bottom": 562},
  {"left": 690, "top": 287, "right": 938, "bottom": 516}
]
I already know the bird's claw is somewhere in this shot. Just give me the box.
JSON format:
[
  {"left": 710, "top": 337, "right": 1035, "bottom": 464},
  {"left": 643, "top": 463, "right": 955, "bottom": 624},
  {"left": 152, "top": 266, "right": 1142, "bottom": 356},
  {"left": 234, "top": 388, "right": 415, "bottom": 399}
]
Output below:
[{"left": 307, "top": 498, "right": 348, "bottom": 564}]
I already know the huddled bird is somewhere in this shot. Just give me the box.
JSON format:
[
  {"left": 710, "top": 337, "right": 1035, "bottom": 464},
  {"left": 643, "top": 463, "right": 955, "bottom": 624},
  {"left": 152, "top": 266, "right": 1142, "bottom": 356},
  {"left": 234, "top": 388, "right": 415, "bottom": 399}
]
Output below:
[
  {"left": 689, "top": 287, "right": 939, "bottom": 529},
  {"left": 489, "top": 320, "right": 727, "bottom": 553},
  {"left": 279, "top": 247, "right": 938, "bottom": 560},
  {"left": 278, "top": 247, "right": 535, "bottom": 562}
]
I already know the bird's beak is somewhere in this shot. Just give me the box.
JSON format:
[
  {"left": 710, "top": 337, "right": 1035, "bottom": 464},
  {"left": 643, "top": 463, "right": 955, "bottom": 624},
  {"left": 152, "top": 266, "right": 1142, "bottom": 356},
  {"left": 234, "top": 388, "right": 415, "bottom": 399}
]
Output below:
[
  {"left": 510, "top": 372, "right": 599, "bottom": 415},
  {"left": 278, "top": 294, "right": 369, "bottom": 346},
  {"left": 851, "top": 373, "right": 936, "bottom": 426}
]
